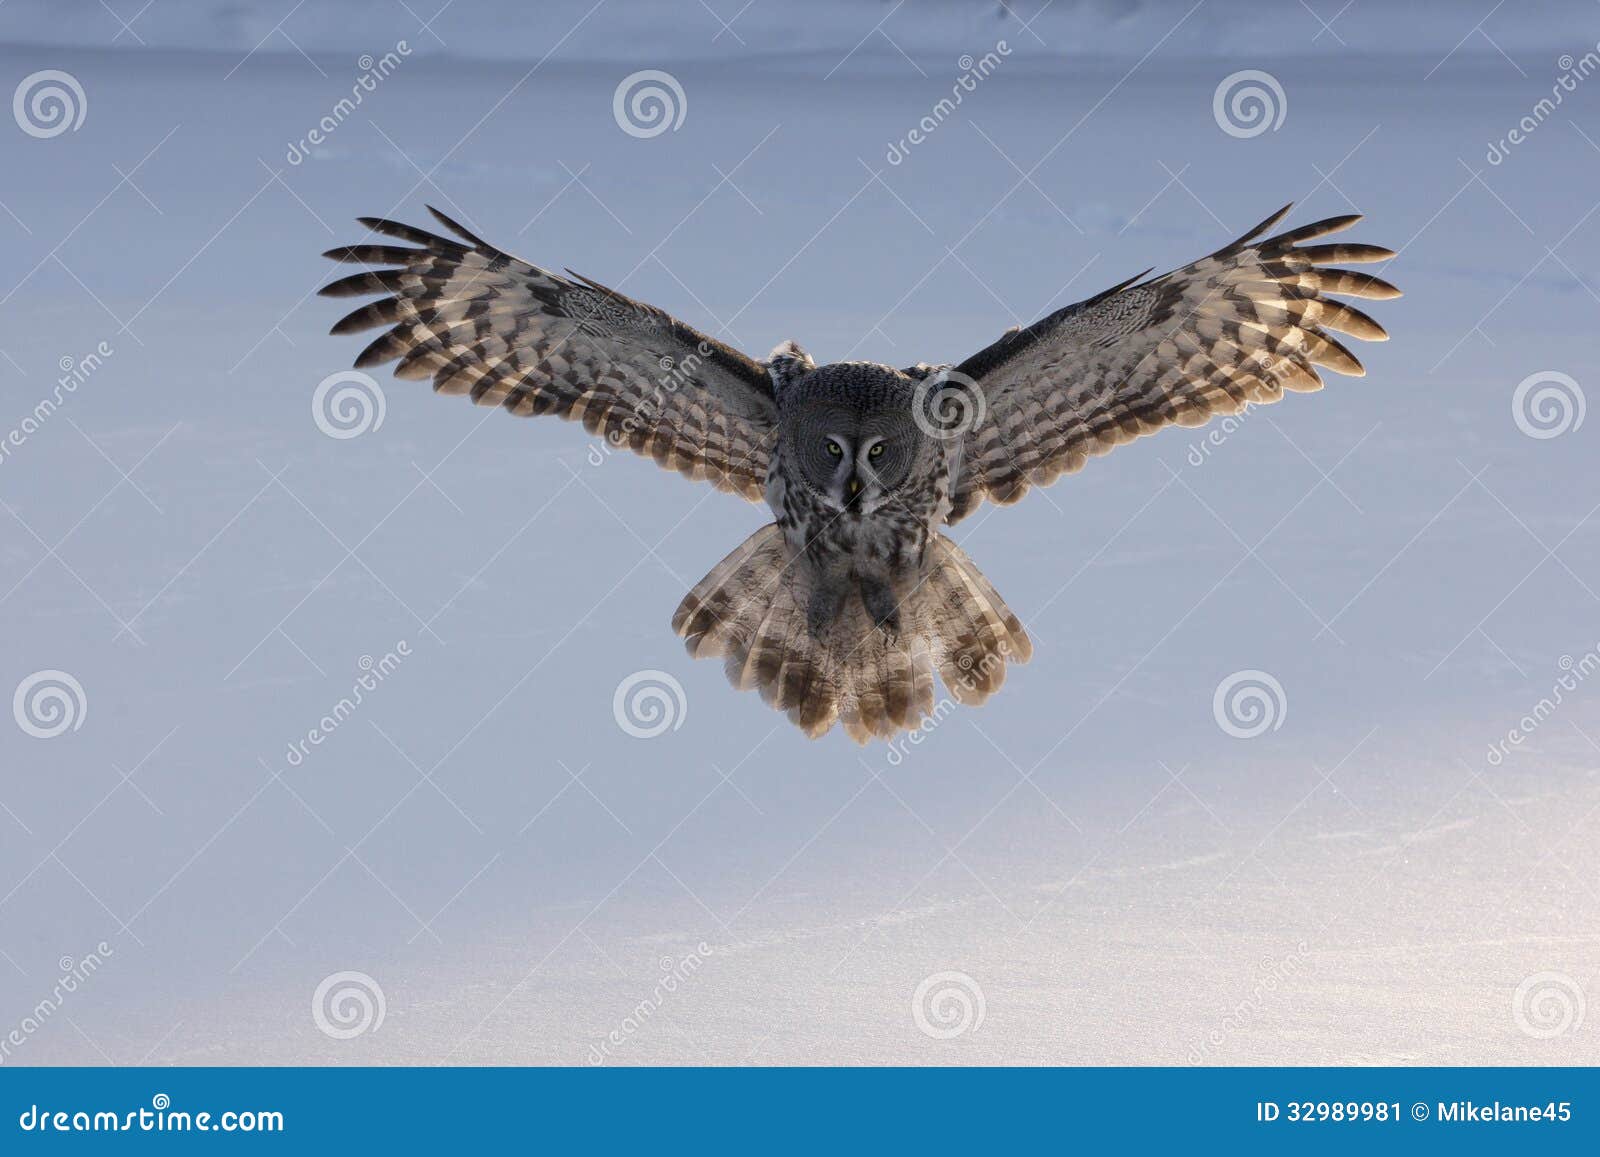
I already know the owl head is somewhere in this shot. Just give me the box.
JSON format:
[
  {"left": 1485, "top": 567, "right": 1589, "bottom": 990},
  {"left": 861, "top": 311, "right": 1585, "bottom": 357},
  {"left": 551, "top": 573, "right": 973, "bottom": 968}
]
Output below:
[{"left": 771, "top": 352, "right": 932, "bottom": 514}]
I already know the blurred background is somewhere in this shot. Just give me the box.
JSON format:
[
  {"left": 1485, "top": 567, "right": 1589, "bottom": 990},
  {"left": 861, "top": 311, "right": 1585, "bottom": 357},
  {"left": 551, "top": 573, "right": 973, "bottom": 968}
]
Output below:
[{"left": 1, "top": 0, "right": 1597, "bottom": 1063}]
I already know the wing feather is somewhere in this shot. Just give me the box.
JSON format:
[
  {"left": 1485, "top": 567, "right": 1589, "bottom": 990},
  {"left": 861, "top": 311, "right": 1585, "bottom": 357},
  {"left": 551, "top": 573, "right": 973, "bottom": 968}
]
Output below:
[
  {"left": 945, "top": 207, "right": 1399, "bottom": 521},
  {"left": 319, "top": 209, "right": 778, "bottom": 501}
]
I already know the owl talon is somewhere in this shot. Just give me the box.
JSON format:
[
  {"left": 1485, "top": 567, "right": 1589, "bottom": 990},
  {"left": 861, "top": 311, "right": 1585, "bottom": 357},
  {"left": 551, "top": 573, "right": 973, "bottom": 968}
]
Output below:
[
  {"left": 860, "top": 579, "right": 901, "bottom": 643},
  {"left": 806, "top": 585, "right": 845, "bottom": 635}
]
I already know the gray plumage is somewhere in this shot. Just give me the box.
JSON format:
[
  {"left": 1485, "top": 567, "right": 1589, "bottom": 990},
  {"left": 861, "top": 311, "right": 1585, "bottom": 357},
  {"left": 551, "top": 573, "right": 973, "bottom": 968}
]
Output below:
[{"left": 319, "top": 204, "right": 1398, "bottom": 742}]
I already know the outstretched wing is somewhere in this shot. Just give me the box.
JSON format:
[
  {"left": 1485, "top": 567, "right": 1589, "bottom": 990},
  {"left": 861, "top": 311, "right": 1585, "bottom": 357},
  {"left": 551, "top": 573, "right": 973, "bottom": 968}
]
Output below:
[
  {"left": 320, "top": 208, "right": 779, "bottom": 501},
  {"left": 944, "top": 205, "right": 1400, "bottom": 522}
]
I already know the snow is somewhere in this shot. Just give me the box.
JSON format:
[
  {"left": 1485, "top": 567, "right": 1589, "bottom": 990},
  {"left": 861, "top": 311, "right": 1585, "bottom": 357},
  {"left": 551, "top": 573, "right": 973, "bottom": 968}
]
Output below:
[
  {"left": 1, "top": 0, "right": 1598, "bottom": 1065},
  {"left": 5, "top": 0, "right": 1596, "bottom": 64}
]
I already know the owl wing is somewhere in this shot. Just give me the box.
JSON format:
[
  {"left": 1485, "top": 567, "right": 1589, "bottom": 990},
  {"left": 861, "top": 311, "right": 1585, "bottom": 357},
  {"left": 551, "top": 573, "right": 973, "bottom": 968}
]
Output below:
[
  {"left": 943, "top": 205, "right": 1400, "bottom": 522},
  {"left": 319, "top": 208, "right": 779, "bottom": 501}
]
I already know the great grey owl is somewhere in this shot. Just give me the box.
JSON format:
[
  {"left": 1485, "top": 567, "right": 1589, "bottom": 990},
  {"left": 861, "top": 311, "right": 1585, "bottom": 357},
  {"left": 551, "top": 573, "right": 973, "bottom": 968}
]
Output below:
[{"left": 320, "top": 204, "right": 1397, "bottom": 742}]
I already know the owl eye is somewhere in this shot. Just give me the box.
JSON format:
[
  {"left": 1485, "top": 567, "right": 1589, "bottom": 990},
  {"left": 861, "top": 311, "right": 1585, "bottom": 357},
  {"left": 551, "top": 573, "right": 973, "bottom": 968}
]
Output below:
[
  {"left": 825, "top": 439, "right": 843, "bottom": 457},
  {"left": 869, "top": 443, "right": 885, "bottom": 459}
]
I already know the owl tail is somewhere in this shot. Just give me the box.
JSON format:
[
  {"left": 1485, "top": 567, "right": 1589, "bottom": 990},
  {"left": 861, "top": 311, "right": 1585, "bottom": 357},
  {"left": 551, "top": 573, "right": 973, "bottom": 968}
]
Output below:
[{"left": 672, "top": 524, "right": 1031, "bottom": 743}]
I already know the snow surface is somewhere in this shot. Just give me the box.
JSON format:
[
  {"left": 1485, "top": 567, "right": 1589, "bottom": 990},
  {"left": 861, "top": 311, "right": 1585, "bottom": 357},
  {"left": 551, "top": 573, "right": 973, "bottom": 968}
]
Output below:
[{"left": 1, "top": 0, "right": 1598, "bottom": 1065}]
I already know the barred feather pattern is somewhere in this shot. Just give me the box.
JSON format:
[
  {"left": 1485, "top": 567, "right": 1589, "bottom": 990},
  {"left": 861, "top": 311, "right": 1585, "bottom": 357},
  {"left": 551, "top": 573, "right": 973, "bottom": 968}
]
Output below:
[
  {"left": 946, "top": 205, "right": 1400, "bottom": 521},
  {"left": 320, "top": 208, "right": 779, "bottom": 500},
  {"left": 672, "top": 525, "right": 1032, "bottom": 743}
]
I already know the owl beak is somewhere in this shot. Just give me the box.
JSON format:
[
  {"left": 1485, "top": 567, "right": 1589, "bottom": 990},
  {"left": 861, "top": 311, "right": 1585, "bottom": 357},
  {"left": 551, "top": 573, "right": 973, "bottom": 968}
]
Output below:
[
  {"left": 838, "top": 473, "right": 864, "bottom": 512},
  {"left": 843, "top": 473, "right": 862, "bottom": 511}
]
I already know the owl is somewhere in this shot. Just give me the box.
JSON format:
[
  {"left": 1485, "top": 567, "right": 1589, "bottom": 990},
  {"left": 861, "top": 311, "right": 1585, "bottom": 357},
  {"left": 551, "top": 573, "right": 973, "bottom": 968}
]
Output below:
[{"left": 320, "top": 204, "right": 1397, "bottom": 741}]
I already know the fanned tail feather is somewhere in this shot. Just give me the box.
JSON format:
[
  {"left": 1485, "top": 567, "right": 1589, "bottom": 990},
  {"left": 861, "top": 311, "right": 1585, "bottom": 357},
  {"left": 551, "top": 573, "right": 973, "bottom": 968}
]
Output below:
[{"left": 672, "top": 526, "right": 1030, "bottom": 742}]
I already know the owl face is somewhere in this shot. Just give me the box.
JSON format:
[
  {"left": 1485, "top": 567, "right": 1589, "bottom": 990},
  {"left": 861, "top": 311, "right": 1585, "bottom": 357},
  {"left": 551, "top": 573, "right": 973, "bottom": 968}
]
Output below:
[{"left": 780, "top": 366, "right": 926, "bottom": 514}]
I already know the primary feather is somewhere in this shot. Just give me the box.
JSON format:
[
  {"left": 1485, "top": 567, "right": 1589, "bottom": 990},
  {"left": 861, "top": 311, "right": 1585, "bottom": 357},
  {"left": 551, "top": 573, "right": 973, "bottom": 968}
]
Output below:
[
  {"left": 320, "top": 207, "right": 778, "bottom": 500},
  {"left": 946, "top": 205, "right": 1398, "bottom": 519}
]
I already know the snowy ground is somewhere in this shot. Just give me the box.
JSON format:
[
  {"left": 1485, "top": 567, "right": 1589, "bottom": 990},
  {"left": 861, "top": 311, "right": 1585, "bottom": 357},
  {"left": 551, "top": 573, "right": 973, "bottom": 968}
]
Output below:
[{"left": 2, "top": 1, "right": 1599, "bottom": 1065}]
